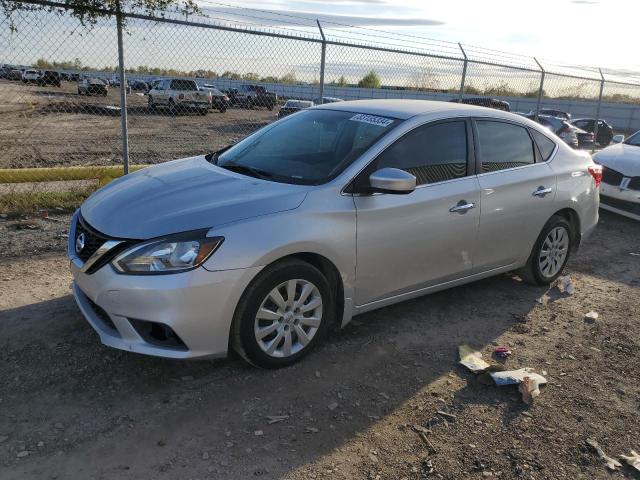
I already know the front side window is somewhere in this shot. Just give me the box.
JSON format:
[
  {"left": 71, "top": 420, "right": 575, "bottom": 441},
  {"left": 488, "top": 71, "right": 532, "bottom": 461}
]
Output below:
[
  {"left": 216, "top": 110, "right": 400, "bottom": 185},
  {"left": 374, "top": 121, "right": 468, "bottom": 185},
  {"left": 476, "top": 121, "right": 535, "bottom": 173}
]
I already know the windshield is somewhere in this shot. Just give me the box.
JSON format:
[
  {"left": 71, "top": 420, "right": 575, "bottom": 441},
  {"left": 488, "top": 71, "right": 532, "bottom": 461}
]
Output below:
[
  {"left": 216, "top": 109, "right": 400, "bottom": 185},
  {"left": 624, "top": 131, "right": 640, "bottom": 147}
]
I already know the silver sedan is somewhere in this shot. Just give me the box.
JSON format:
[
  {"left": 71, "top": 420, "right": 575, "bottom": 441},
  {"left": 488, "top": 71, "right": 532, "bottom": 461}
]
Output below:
[{"left": 68, "top": 100, "right": 601, "bottom": 368}]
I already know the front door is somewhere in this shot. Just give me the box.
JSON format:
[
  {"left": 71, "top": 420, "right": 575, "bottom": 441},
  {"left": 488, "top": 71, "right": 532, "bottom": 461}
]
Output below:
[{"left": 353, "top": 120, "right": 481, "bottom": 306}]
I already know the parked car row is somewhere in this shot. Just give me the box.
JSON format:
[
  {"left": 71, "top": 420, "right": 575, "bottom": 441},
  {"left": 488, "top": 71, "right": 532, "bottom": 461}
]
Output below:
[{"left": 1, "top": 66, "right": 62, "bottom": 86}]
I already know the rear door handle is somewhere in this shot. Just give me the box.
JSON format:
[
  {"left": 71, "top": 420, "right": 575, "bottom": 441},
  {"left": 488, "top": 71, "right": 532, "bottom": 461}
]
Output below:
[
  {"left": 532, "top": 186, "right": 553, "bottom": 197},
  {"left": 449, "top": 201, "right": 476, "bottom": 214}
]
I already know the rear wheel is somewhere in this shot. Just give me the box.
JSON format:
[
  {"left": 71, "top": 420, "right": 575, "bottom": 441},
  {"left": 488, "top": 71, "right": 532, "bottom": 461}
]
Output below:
[
  {"left": 519, "top": 215, "right": 572, "bottom": 285},
  {"left": 231, "top": 259, "right": 334, "bottom": 368},
  {"left": 148, "top": 95, "right": 155, "bottom": 110}
]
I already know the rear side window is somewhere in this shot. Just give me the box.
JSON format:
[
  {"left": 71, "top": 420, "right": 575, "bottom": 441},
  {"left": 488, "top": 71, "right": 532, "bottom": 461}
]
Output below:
[
  {"left": 476, "top": 121, "right": 535, "bottom": 173},
  {"left": 531, "top": 130, "right": 556, "bottom": 161},
  {"left": 375, "top": 121, "right": 468, "bottom": 185}
]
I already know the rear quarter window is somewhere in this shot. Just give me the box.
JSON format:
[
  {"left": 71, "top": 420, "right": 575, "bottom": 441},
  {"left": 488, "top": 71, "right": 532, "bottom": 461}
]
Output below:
[{"left": 531, "top": 129, "right": 557, "bottom": 161}]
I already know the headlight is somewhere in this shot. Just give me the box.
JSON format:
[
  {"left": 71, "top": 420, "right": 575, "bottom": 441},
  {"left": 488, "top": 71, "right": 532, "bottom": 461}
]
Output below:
[{"left": 112, "top": 231, "right": 223, "bottom": 274}]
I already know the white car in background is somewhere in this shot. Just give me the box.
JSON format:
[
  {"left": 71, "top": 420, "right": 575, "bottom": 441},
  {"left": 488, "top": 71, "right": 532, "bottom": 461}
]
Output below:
[
  {"left": 22, "top": 69, "right": 41, "bottom": 83},
  {"left": 593, "top": 131, "right": 640, "bottom": 220}
]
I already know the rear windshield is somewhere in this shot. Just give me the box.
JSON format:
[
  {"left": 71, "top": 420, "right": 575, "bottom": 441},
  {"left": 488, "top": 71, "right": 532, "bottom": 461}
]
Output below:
[
  {"left": 170, "top": 80, "right": 197, "bottom": 91},
  {"left": 216, "top": 109, "right": 401, "bottom": 185},
  {"left": 285, "top": 100, "right": 313, "bottom": 108}
]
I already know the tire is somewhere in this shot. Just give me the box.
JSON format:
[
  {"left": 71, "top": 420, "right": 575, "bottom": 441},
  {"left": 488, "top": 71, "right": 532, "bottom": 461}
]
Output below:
[
  {"left": 148, "top": 96, "right": 155, "bottom": 110},
  {"left": 267, "top": 103, "right": 274, "bottom": 111},
  {"left": 198, "top": 108, "right": 208, "bottom": 116},
  {"left": 519, "top": 215, "right": 572, "bottom": 286},
  {"left": 219, "top": 106, "right": 227, "bottom": 113},
  {"left": 168, "top": 99, "right": 177, "bottom": 116},
  {"left": 231, "top": 259, "right": 335, "bottom": 368}
]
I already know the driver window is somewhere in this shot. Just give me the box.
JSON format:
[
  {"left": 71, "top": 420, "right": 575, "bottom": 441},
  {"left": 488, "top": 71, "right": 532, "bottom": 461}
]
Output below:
[{"left": 375, "top": 121, "right": 468, "bottom": 185}]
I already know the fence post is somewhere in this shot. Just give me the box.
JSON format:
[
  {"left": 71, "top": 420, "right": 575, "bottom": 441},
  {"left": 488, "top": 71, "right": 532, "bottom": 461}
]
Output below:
[
  {"left": 458, "top": 43, "right": 467, "bottom": 101},
  {"left": 593, "top": 68, "right": 605, "bottom": 150},
  {"left": 534, "top": 57, "right": 545, "bottom": 121},
  {"left": 317, "top": 20, "right": 326, "bottom": 104},
  {"left": 116, "top": 3, "right": 130, "bottom": 175}
]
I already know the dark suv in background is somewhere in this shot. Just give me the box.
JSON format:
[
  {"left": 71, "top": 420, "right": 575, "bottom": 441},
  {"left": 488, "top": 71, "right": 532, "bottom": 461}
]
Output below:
[
  {"left": 570, "top": 118, "right": 614, "bottom": 146},
  {"left": 39, "top": 70, "right": 61, "bottom": 87},
  {"left": 228, "top": 84, "right": 277, "bottom": 110}
]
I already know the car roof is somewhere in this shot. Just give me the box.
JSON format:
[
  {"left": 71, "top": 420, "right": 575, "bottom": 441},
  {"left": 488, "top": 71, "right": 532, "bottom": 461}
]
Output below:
[{"left": 313, "top": 99, "right": 524, "bottom": 121}]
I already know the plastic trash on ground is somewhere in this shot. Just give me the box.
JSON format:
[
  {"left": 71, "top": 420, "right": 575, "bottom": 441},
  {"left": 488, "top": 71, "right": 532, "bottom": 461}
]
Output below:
[
  {"left": 620, "top": 450, "right": 640, "bottom": 472},
  {"left": 458, "top": 345, "right": 491, "bottom": 373},
  {"left": 558, "top": 275, "right": 575, "bottom": 295},
  {"left": 490, "top": 368, "right": 547, "bottom": 405}
]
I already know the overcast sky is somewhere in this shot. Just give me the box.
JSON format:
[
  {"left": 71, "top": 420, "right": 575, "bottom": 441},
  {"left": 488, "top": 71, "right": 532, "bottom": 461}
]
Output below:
[{"left": 211, "top": 0, "right": 637, "bottom": 71}]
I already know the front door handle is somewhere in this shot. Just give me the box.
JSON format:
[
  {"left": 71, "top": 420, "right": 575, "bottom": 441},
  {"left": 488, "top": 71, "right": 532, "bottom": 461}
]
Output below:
[
  {"left": 532, "top": 186, "right": 553, "bottom": 197},
  {"left": 449, "top": 200, "right": 476, "bottom": 214}
]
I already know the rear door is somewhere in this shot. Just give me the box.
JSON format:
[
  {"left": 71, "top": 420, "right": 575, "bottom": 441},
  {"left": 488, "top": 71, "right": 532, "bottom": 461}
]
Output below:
[
  {"left": 472, "top": 120, "right": 558, "bottom": 272},
  {"left": 353, "top": 119, "right": 481, "bottom": 306}
]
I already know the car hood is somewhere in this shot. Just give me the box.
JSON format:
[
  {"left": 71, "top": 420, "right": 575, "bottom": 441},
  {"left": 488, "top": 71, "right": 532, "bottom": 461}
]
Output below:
[
  {"left": 80, "top": 156, "right": 308, "bottom": 239},
  {"left": 594, "top": 143, "right": 640, "bottom": 176}
]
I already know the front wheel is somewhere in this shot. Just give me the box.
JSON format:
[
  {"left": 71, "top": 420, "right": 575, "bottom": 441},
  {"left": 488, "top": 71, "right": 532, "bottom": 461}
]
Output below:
[
  {"left": 231, "top": 259, "right": 334, "bottom": 368},
  {"left": 519, "top": 215, "right": 572, "bottom": 285}
]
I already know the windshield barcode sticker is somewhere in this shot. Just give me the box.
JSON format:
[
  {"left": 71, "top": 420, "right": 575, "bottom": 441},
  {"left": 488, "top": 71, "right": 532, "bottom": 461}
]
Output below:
[{"left": 349, "top": 114, "right": 394, "bottom": 127}]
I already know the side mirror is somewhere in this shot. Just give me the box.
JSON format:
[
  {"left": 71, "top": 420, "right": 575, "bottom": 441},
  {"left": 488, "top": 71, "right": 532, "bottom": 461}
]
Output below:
[
  {"left": 612, "top": 134, "right": 625, "bottom": 144},
  {"left": 369, "top": 168, "right": 416, "bottom": 194}
]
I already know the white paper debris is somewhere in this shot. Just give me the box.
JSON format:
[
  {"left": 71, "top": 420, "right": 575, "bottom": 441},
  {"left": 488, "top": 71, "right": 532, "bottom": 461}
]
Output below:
[
  {"left": 489, "top": 368, "right": 547, "bottom": 387},
  {"left": 458, "top": 345, "right": 490, "bottom": 373}
]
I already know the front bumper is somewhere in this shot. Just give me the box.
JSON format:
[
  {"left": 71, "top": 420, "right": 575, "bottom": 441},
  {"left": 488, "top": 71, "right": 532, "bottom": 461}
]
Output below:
[
  {"left": 600, "top": 183, "right": 640, "bottom": 221},
  {"left": 71, "top": 262, "right": 262, "bottom": 359},
  {"left": 178, "top": 100, "right": 209, "bottom": 109},
  {"left": 68, "top": 213, "right": 262, "bottom": 358}
]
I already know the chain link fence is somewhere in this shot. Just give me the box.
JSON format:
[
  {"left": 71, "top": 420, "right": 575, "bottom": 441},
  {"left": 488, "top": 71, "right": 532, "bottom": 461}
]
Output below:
[{"left": 1, "top": 1, "right": 640, "bottom": 216}]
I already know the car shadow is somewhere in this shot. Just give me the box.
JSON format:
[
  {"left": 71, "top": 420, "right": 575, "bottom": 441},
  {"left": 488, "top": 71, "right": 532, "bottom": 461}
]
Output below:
[{"left": 0, "top": 270, "right": 553, "bottom": 479}]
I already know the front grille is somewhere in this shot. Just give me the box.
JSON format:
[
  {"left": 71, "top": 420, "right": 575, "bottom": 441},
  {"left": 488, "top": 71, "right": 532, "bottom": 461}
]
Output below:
[
  {"left": 74, "top": 216, "right": 136, "bottom": 274},
  {"left": 602, "top": 167, "right": 624, "bottom": 187},
  {"left": 628, "top": 176, "right": 640, "bottom": 191},
  {"left": 74, "top": 217, "right": 110, "bottom": 262},
  {"left": 600, "top": 194, "right": 640, "bottom": 216}
]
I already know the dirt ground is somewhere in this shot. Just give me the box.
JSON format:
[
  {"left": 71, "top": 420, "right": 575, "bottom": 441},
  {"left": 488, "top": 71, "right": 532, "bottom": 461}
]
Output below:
[
  {"left": 0, "top": 79, "right": 275, "bottom": 169},
  {"left": 0, "top": 210, "right": 638, "bottom": 480}
]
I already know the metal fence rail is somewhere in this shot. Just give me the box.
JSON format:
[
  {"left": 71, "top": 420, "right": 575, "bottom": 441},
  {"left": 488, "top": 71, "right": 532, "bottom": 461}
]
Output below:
[{"left": 1, "top": 1, "right": 640, "bottom": 214}]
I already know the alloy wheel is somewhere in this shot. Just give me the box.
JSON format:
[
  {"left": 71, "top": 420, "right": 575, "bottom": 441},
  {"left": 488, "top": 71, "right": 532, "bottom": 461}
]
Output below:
[
  {"left": 254, "top": 279, "right": 323, "bottom": 358},
  {"left": 538, "top": 226, "right": 569, "bottom": 278}
]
